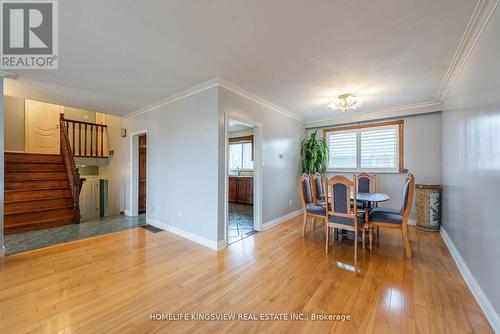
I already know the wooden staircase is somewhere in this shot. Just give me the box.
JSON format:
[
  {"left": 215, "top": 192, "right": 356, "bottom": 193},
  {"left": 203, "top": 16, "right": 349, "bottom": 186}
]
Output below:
[
  {"left": 4, "top": 115, "right": 85, "bottom": 235},
  {"left": 4, "top": 153, "right": 75, "bottom": 234}
]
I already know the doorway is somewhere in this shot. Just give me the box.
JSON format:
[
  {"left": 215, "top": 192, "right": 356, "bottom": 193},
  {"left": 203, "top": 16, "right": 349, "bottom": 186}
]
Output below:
[
  {"left": 226, "top": 118, "right": 258, "bottom": 244},
  {"left": 128, "top": 129, "right": 148, "bottom": 217},
  {"left": 138, "top": 134, "right": 147, "bottom": 214}
]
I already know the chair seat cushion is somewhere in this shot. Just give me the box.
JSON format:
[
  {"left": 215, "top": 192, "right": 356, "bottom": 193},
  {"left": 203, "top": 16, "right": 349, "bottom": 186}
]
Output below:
[
  {"left": 329, "top": 213, "right": 365, "bottom": 226},
  {"left": 369, "top": 211, "right": 403, "bottom": 225},
  {"left": 371, "top": 207, "right": 400, "bottom": 215},
  {"left": 307, "top": 205, "right": 326, "bottom": 216}
]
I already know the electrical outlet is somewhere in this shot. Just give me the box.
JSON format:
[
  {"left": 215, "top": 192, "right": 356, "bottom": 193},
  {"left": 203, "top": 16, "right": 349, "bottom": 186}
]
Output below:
[
  {"left": 289, "top": 199, "right": 293, "bottom": 206},
  {"left": 178, "top": 210, "right": 182, "bottom": 219}
]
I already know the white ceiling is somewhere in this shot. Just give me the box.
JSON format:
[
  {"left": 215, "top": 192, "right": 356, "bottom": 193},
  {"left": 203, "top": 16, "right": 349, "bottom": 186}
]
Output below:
[{"left": 4, "top": 0, "right": 476, "bottom": 122}]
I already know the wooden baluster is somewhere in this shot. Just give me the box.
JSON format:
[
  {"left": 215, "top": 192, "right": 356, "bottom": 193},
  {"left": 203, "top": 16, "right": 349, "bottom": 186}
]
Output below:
[
  {"left": 84, "top": 124, "right": 87, "bottom": 156},
  {"left": 95, "top": 125, "right": 98, "bottom": 157},
  {"left": 100, "top": 126, "right": 104, "bottom": 157},
  {"left": 90, "top": 125, "right": 93, "bottom": 156},
  {"left": 72, "top": 123, "right": 75, "bottom": 153},
  {"left": 79, "top": 123, "right": 81, "bottom": 156}
]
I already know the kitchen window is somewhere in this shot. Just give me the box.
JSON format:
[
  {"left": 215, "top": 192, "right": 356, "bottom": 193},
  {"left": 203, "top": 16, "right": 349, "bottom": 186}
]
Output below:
[
  {"left": 323, "top": 120, "right": 403, "bottom": 172},
  {"left": 229, "top": 136, "right": 254, "bottom": 171}
]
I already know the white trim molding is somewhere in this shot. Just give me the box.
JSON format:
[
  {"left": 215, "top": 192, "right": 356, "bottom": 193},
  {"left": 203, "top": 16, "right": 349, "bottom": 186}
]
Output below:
[
  {"left": 305, "top": 101, "right": 442, "bottom": 129},
  {"left": 147, "top": 218, "right": 223, "bottom": 251},
  {"left": 127, "top": 79, "right": 219, "bottom": 118},
  {"left": 440, "top": 227, "right": 500, "bottom": 333},
  {"left": 127, "top": 78, "right": 306, "bottom": 122},
  {"left": 436, "top": 0, "right": 500, "bottom": 102},
  {"left": 262, "top": 209, "right": 303, "bottom": 231},
  {"left": 0, "top": 246, "right": 5, "bottom": 257},
  {"left": 217, "top": 79, "right": 305, "bottom": 123}
]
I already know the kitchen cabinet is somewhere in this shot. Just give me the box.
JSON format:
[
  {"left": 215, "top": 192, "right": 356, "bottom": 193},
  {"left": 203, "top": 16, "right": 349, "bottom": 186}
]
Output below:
[{"left": 228, "top": 176, "right": 253, "bottom": 204}]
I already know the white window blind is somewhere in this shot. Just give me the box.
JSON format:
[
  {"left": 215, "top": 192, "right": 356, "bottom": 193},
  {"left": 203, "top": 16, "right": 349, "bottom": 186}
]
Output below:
[
  {"left": 360, "top": 127, "right": 397, "bottom": 170},
  {"left": 229, "top": 142, "right": 253, "bottom": 171},
  {"left": 328, "top": 131, "right": 357, "bottom": 170},
  {"left": 325, "top": 122, "right": 401, "bottom": 172}
]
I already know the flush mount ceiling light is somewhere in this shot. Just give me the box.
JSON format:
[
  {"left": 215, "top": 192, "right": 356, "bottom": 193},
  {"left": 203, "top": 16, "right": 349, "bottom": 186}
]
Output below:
[{"left": 327, "top": 93, "right": 362, "bottom": 112}]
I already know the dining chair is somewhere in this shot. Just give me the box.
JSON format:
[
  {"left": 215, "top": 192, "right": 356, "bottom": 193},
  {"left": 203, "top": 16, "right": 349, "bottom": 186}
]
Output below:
[
  {"left": 311, "top": 172, "right": 326, "bottom": 206},
  {"left": 299, "top": 174, "right": 327, "bottom": 237},
  {"left": 354, "top": 172, "right": 376, "bottom": 208},
  {"left": 325, "top": 175, "right": 369, "bottom": 259},
  {"left": 368, "top": 174, "right": 415, "bottom": 257}
]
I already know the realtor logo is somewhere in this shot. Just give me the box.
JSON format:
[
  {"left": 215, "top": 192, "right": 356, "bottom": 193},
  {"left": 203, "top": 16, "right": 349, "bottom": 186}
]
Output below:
[{"left": 1, "top": 0, "right": 58, "bottom": 69}]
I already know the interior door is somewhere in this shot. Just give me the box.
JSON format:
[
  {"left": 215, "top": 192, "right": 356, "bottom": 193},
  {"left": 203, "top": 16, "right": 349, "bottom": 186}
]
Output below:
[
  {"left": 138, "top": 134, "right": 147, "bottom": 213},
  {"left": 80, "top": 178, "right": 100, "bottom": 222},
  {"left": 25, "top": 99, "right": 63, "bottom": 154}
]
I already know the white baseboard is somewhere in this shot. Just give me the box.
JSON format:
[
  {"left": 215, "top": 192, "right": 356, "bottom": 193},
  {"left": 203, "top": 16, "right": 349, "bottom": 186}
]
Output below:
[
  {"left": 147, "top": 218, "right": 220, "bottom": 251},
  {"left": 440, "top": 227, "right": 500, "bottom": 333},
  {"left": 262, "top": 209, "right": 303, "bottom": 231}
]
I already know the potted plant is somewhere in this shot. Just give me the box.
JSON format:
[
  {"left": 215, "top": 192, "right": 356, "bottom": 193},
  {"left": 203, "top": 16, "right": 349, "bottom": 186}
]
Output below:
[{"left": 300, "top": 131, "right": 328, "bottom": 174}]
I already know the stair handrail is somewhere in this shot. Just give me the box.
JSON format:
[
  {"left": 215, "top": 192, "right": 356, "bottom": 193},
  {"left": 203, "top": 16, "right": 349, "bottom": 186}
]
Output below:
[{"left": 60, "top": 113, "right": 84, "bottom": 223}]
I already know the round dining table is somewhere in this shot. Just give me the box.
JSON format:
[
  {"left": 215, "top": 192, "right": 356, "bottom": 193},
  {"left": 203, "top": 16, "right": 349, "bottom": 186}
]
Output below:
[{"left": 352, "top": 192, "right": 390, "bottom": 203}]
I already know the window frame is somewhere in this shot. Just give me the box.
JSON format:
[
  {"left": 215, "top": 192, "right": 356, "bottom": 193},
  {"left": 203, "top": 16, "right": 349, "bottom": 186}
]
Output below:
[
  {"left": 323, "top": 120, "right": 404, "bottom": 173},
  {"left": 228, "top": 135, "right": 254, "bottom": 172}
]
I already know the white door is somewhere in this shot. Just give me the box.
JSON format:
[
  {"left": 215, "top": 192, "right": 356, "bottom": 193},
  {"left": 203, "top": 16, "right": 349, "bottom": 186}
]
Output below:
[
  {"left": 80, "top": 178, "right": 100, "bottom": 222},
  {"left": 25, "top": 99, "right": 63, "bottom": 154}
]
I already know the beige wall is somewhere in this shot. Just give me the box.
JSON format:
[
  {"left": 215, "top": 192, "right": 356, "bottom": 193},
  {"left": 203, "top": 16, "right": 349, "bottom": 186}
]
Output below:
[
  {"left": 64, "top": 106, "right": 96, "bottom": 123},
  {"left": 3, "top": 96, "right": 98, "bottom": 152},
  {"left": 4, "top": 96, "right": 25, "bottom": 151}
]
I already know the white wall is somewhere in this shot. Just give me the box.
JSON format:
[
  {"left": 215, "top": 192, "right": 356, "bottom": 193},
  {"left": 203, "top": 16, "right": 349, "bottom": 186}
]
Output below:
[
  {"left": 122, "top": 87, "right": 221, "bottom": 242},
  {"left": 307, "top": 112, "right": 442, "bottom": 219},
  {"left": 218, "top": 87, "right": 305, "bottom": 241},
  {"left": 441, "top": 4, "right": 500, "bottom": 328}
]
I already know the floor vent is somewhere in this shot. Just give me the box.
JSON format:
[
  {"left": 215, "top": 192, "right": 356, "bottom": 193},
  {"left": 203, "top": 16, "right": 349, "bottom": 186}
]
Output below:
[{"left": 141, "top": 225, "right": 164, "bottom": 233}]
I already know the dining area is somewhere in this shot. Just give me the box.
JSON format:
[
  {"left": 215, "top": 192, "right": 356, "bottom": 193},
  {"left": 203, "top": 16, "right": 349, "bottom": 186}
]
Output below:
[{"left": 299, "top": 172, "right": 415, "bottom": 259}]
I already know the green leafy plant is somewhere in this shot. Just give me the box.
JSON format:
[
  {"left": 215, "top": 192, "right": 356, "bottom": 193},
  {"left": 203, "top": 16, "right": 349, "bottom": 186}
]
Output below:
[{"left": 300, "top": 131, "right": 329, "bottom": 174}]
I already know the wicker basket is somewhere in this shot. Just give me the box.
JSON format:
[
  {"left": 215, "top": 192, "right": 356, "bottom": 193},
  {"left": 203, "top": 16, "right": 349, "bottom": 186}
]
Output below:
[{"left": 415, "top": 184, "right": 441, "bottom": 232}]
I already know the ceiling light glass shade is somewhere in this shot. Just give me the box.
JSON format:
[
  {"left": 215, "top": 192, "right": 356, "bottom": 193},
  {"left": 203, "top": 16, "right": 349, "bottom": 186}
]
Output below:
[{"left": 327, "top": 94, "right": 361, "bottom": 112}]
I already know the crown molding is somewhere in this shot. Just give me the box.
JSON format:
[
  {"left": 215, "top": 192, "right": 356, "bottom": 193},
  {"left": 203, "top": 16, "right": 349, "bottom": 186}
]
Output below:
[
  {"left": 126, "top": 78, "right": 219, "bottom": 118},
  {"left": 305, "top": 101, "right": 442, "bottom": 129},
  {"left": 216, "top": 79, "right": 306, "bottom": 123},
  {"left": 127, "top": 77, "right": 306, "bottom": 122},
  {"left": 436, "top": 0, "right": 499, "bottom": 102}
]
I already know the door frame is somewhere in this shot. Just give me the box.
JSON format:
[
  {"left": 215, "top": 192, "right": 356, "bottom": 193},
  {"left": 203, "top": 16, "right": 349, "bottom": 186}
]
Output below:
[
  {"left": 128, "top": 129, "right": 149, "bottom": 217},
  {"left": 224, "top": 113, "right": 263, "bottom": 244}
]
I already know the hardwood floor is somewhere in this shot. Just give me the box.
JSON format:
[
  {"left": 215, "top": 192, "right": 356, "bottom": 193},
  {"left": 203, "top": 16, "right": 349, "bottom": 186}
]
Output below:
[{"left": 0, "top": 216, "right": 492, "bottom": 333}]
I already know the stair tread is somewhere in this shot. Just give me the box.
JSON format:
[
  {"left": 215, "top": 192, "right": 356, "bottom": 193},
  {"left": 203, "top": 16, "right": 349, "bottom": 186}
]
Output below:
[
  {"left": 5, "top": 187, "right": 71, "bottom": 193},
  {"left": 5, "top": 170, "right": 66, "bottom": 173},
  {"left": 5, "top": 205, "right": 74, "bottom": 216},
  {"left": 5, "top": 195, "right": 73, "bottom": 204}
]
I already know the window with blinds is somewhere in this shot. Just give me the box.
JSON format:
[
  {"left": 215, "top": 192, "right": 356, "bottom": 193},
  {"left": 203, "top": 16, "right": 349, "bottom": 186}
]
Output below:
[{"left": 324, "top": 121, "right": 403, "bottom": 172}]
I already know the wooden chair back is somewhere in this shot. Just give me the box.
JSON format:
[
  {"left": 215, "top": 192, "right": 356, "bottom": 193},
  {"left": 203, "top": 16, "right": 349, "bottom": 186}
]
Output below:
[
  {"left": 325, "top": 175, "right": 359, "bottom": 229},
  {"left": 400, "top": 174, "right": 415, "bottom": 220},
  {"left": 355, "top": 172, "right": 376, "bottom": 193},
  {"left": 310, "top": 173, "right": 326, "bottom": 205},
  {"left": 298, "top": 174, "right": 314, "bottom": 210}
]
